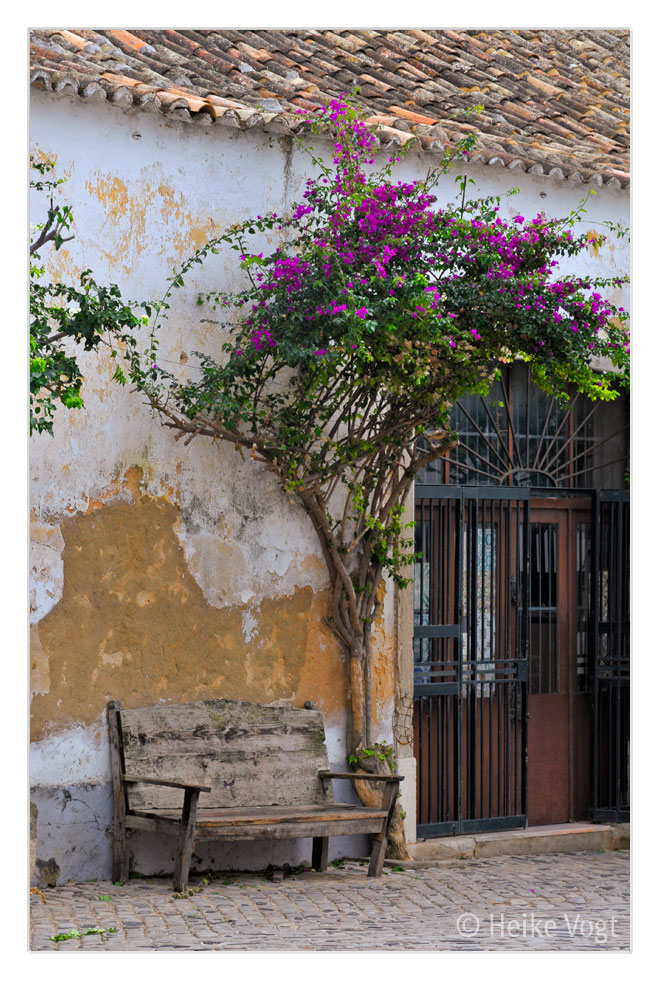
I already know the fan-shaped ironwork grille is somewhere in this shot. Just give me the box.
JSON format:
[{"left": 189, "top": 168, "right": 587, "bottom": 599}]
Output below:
[{"left": 420, "top": 363, "right": 628, "bottom": 491}]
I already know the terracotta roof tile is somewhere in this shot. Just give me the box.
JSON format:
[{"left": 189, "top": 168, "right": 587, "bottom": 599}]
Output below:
[{"left": 29, "top": 28, "right": 629, "bottom": 186}]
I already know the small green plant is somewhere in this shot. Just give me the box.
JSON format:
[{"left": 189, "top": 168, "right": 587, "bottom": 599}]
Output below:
[
  {"left": 51, "top": 929, "right": 82, "bottom": 942},
  {"left": 173, "top": 884, "right": 205, "bottom": 899},
  {"left": 50, "top": 926, "right": 117, "bottom": 942},
  {"left": 348, "top": 743, "right": 396, "bottom": 774},
  {"left": 330, "top": 858, "right": 346, "bottom": 868},
  {"left": 97, "top": 894, "right": 112, "bottom": 902}
]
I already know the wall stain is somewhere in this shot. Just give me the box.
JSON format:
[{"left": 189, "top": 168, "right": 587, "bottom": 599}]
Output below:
[
  {"left": 85, "top": 172, "right": 147, "bottom": 276},
  {"left": 30, "top": 624, "right": 51, "bottom": 696},
  {"left": 35, "top": 857, "right": 60, "bottom": 889},
  {"left": 156, "top": 182, "right": 217, "bottom": 259},
  {"left": 83, "top": 171, "right": 218, "bottom": 274},
  {"left": 586, "top": 229, "right": 601, "bottom": 257},
  {"left": 31, "top": 473, "right": 350, "bottom": 742},
  {"left": 369, "top": 581, "right": 396, "bottom": 735}
]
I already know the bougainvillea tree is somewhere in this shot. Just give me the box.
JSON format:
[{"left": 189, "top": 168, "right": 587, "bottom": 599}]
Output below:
[{"left": 124, "top": 100, "right": 629, "bottom": 844}]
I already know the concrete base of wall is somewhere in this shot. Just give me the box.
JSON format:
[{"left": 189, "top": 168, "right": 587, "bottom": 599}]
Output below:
[{"left": 404, "top": 822, "right": 629, "bottom": 865}]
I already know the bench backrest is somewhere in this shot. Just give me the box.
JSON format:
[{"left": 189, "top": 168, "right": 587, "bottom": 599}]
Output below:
[{"left": 110, "top": 699, "right": 333, "bottom": 811}]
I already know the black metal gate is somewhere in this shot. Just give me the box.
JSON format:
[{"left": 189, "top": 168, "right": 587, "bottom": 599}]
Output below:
[
  {"left": 413, "top": 486, "right": 530, "bottom": 836},
  {"left": 591, "top": 491, "right": 630, "bottom": 822}
]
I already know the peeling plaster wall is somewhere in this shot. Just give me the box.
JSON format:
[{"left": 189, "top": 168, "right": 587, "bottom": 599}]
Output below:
[{"left": 30, "top": 91, "right": 629, "bottom": 881}]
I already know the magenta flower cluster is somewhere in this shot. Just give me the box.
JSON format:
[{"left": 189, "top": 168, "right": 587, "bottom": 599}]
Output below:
[{"left": 209, "top": 97, "right": 629, "bottom": 385}]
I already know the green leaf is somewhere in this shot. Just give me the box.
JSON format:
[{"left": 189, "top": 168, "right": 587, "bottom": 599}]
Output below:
[{"left": 50, "top": 929, "right": 82, "bottom": 942}]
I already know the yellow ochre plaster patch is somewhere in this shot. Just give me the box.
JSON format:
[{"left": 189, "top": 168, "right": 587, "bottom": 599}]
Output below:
[
  {"left": 83, "top": 172, "right": 218, "bottom": 273},
  {"left": 30, "top": 473, "right": 350, "bottom": 742}
]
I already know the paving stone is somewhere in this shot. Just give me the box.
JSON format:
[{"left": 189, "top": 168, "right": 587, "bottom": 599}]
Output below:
[{"left": 31, "top": 851, "right": 629, "bottom": 951}]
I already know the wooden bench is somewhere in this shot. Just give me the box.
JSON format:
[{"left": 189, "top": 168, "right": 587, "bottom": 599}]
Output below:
[{"left": 107, "top": 699, "right": 403, "bottom": 890}]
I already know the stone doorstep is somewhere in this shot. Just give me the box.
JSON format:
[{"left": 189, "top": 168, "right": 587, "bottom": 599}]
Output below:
[{"left": 401, "top": 822, "right": 630, "bottom": 865}]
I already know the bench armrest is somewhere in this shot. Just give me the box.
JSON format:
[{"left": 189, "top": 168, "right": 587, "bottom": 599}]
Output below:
[
  {"left": 318, "top": 770, "right": 403, "bottom": 784},
  {"left": 122, "top": 776, "right": 211, "bottom": 793}
]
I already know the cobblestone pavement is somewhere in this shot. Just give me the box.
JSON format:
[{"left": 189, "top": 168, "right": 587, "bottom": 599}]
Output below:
[{"left": 31, "top": 850, "right": 629, "bottom": 951}]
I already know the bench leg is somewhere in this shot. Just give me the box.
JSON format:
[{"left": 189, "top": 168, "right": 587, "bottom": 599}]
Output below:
[
  {"left": 368, "top": 782, "right": 399, "bottom": 877},
  {"left": 111, "top": 831, "right": 129, "bottom": 884},
  {"left": 108, "top": 702, "right": 129, "bottom": 883},
  {"left": 173, "top": 789, "right": 199, "bottom": 892},
  {"left": 312, "top": 836, "right": 329, "bottom": 871},
  {"left": 368, "top": 831, "right": 388, "bottom": 877}
]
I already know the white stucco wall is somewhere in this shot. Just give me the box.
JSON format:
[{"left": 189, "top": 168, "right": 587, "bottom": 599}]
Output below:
[{"left": 29, "top": 89, "right": 629, "bottom": 881}]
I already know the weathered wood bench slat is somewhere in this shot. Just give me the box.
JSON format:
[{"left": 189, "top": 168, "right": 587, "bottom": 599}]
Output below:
[
  {"left": 119, "top": 700, "right": 330, "bottom": 811},
  {"left": 319, "top": 770, "right": 404, "bottom": 783},
  {"left": 122, "top": 758, "right": 327, "bottom": 811},
  {"left": 129, "top": 804, "right": 389, "bottom": 825},
  {"left": 108, "top": 699, "right": 402, "bottom": 890},
  {"left": 121, "top": 775, "right": 212, "bottom": 792},
  {"left": 125, "top": 814, "right": 388, "bottom": 841}
]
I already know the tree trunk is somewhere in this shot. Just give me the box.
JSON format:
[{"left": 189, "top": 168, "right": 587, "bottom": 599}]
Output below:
[
  {"left": 348, "top": 646, "right": 367, "bottom": 750},
  {"left": 309, "top": 496, "right": 409, "bottom": 859},
  {"left": 342, "top": 595, "right": 409, "bottom": 860},
  {"left": 351, "top": 751, "right": 409, "bottom": 861}
]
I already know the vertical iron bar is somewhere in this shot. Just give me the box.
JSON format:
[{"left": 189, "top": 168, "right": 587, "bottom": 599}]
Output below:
[
  {"left": 590, "top": 492, "right": 601, "bottom": 816},
  {"left": 456, "top": 493, "right": 464, "bottom": 830},
  {"left": 521, "top": 498, "right": 530, "bottom": 822},
  {"left": 471, "top": 500, "right": 476, "bottom": 819},
  {"left": 499, "top": 498, "right": 504, "bottom": 816},
  {"left": 607, "top": 502, "right": 614, "bottom": 810},
  {"left": 489, "top": 499, "right": 494, "bottom": 818},
  {"left": 615, "top": 501, "right": 623, "bottom": 811},
  {"left": 504, "top": 501, "right": 510, "bottom": 814},
  {"left": 513, "top": 500, "right": 518, "bottom": 814},
  {"left": 480, "top": 498, "right": 485, "bottom": 819}
]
